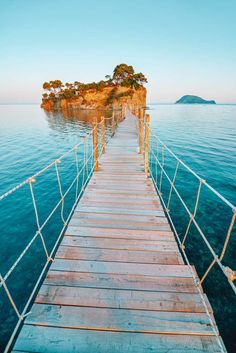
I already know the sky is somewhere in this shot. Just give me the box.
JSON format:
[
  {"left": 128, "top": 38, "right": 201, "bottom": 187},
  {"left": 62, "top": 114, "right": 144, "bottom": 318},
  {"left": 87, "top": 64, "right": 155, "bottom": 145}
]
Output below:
[{"left": 0, "top": 0, "right": 236, "bottom": 104}]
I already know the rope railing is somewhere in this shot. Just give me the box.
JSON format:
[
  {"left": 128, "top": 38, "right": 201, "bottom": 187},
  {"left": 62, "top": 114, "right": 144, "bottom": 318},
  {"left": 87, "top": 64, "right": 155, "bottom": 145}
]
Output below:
[
  {"left": 131, "top": 108, "right": 235, "bottom": 352},
  {"left": 134, "top": 109, "right": 236, "bottom": 294},
  {"left": 0, "top": 108, "right": 125, "bottom": 353}
]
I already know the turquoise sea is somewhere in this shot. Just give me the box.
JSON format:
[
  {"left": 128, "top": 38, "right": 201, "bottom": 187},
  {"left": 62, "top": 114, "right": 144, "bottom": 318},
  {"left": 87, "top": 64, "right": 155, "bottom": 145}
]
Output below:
[{"left": 0, "top": 104, "right": 235, "bottom": 352}]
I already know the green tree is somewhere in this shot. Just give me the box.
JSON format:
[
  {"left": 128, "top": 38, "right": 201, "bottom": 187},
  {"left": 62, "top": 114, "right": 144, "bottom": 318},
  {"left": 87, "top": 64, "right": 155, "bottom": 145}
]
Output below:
[
  {"left": 43, "top": 82, "right": 51, "bottom": 91},
  {"left": 112, "top": 64, "right": 135, "bottom": 84}
]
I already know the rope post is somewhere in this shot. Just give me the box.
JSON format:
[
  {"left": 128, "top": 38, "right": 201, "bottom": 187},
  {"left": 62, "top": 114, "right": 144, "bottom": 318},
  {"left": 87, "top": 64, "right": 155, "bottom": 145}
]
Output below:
[
  {"left": 93, "top": 117, "right": 99, "bottom": 171},
  {"left": 139, "top": 108, "right": 144, "bottom": 154},
  {"left": 144, "top": 114, "right": 150, "bottom": 176},
  {"left": 122, "top": 105, "right": 125, "bottom": 120},
  {"left": 101, "top": 116, "right": 105, "bottom": 154},
  {"left": 111, "top": 111, "right": 115, "bottom": 137}
]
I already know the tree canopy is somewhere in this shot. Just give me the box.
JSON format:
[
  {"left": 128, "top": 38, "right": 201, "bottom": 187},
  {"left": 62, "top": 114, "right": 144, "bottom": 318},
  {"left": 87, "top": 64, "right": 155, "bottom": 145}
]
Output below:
[{"left": 42, "top": 64, "right": 147, "bottom": 100}]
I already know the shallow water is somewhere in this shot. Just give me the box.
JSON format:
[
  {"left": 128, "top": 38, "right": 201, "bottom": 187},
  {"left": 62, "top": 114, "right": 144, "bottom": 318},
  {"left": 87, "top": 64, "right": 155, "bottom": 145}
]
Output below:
[{"left": 0, "top": 104, "right": 235, "bottom": 351}]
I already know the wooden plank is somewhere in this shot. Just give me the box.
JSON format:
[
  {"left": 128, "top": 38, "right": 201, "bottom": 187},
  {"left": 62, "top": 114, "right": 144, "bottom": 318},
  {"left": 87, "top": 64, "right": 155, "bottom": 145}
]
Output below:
[
  {"left": 61, "top": 235, "right": 178, "bottom": 251},
  {"left": 12, "top": 326, "right": 227, "bottom": 353},
  {"left": 85, "top": 188, "right": 156, "bottom": 196},
  {"left": 79, "top": 199, "right": 163, "bottom": 209},
  {"left": 90, "top": 179, "right": 153, "bottom": 186},
  {"left": 76, "top": 205, "right": 165, "bottom": 216},
  {"left": 81, "top": 194, "right": 161, "bottom": 204},
  {"left": 65, "top": 226, "right": 175, "bottom": 241},
  {"left": 44, "top": 271, "right": 199, "bottom": 293},
  {"left": 50, "top": 259, "right": 193, "bottom": 278},
  {"left": 35, "top": 286, "right": 209, "bottom": 313},
  {"left": 91, "top": 174, "right": 147, "bottom": 180},
  {"left": 69, "top": 218, "right": 171, "bottom": 231},
  {"left": 72, "top": 212, "right": 168, "bottom": 223},
  {"left": 87, "top": 183, "right": 155, "bottom": 191},
  {"left": 56, "top": 246, "right": 183, "bottom": 264},
  {"left": 26, "top": 304, "right": 214, "bottom": 335}
]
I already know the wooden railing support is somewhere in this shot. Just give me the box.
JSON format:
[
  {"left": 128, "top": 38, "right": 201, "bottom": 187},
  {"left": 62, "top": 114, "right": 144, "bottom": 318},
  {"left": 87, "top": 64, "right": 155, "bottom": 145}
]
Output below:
[
  {"left": 139, "top": 108, "right": 144, "bottom": 154},
  {"left": 101, "top": 116, "right": 105, "bottom": 154},
  {"left": 111, "top": 111, "right": 115, "bottom": 137},
  {"left": 93, "top": 117, "right": 99, "bottom": 171},
  {"left": 144, "top": 114, "right": 150, "bottom": 176},
  {"left": 122, "top": 105, "right": 125, "bottom": 120}
]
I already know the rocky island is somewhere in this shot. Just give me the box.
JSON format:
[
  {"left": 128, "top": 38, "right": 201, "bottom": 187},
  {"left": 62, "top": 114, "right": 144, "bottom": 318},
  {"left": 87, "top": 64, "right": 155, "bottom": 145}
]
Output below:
[
  {"left": 41, "top": 64, "right": 147, "bottom": 111},
  {"left": 176, "top": 95, "right": 216, "bottom": 104}
]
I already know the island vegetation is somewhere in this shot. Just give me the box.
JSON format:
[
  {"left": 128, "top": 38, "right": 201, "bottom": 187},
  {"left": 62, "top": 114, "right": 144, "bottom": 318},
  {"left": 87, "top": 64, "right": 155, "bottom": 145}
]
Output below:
[
  {"left": 41, "top": 64, "right": 147, "bottom": 111},
  {"left": 176, "top": 95, "right": 216, "bottom": 104}
]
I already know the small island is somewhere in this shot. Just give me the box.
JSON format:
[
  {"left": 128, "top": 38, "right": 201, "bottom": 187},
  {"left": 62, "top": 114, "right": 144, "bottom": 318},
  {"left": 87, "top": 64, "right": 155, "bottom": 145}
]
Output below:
[
  {"left": 41, "top": 64, "right": 147, "bottom": 111},
  {"left": 176, "top": 95, "right": 216, "bottom": 104}
]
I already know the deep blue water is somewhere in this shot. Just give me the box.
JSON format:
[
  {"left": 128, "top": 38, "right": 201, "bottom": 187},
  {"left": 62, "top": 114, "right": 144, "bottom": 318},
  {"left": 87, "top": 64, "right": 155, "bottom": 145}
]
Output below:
[{"left": 0, "top": 104, "right": 235, "bottom": 352}]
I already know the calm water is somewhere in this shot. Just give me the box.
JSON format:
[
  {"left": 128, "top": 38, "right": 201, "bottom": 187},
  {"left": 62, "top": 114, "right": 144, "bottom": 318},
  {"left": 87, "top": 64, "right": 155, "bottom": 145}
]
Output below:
[{"left": 0, "top": 104, "right": 235, "bottom": 352}]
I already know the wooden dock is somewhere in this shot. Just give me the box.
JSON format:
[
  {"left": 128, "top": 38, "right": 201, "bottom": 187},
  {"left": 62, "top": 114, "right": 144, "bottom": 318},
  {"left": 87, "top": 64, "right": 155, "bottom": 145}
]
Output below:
[{"left": 13, "top": 115, "right": 226, "bottom": 352}]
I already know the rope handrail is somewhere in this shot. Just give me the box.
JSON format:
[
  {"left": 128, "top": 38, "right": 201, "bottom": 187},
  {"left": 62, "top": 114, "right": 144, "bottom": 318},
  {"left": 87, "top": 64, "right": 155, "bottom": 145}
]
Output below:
[
  {"left": 0, "top": 114, "right": 122, "bottom": 202},
  {"left": 150, "top": 132, "right": 236, "bottom": 211},
  {"left": 130, "top": 107, "right": 235, "bottom": 352},
  {"left": 0, "top": 108, "right": 126, "bottom": 353},
  {"left": 135, "top": 110, "right": 236, "bottom": 294}
]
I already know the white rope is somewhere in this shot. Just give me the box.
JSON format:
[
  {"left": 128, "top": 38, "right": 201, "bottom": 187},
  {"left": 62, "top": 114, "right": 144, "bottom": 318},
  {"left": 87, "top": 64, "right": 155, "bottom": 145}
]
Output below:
[
  {"left": 148, "top": 161, "right": 226, "bottom": 353},
  {"left": 55, "top": 160, "right": 66, "bottom": 225},
  {"left": 74, "top": 146, "right": 79, "bottom": 201},
  {"left": 150, "top": 133, "right": 235, "bottom": 210},
  {"left": 2, "top": 114, "right": 119, "bottom": 353},
  {"left": 149, "top": 145, "right": 236, "bottom": 293},
  {"left": 29, "top": 180, "right": 51, "bottom": 261}
]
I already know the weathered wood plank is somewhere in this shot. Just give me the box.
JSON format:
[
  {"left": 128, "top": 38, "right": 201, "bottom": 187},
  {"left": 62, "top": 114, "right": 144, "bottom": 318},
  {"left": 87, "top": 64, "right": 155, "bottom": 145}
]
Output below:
[
  {"left": 76, "top": 205, "right": 165, "bottom": 216},
  {"left": 14, "top": 326, "right": 225, "bottom": 353},
  {"left": 56, "top": 246, "right": 183, "bottom": 264},
  {"left": 87, "top": 183, "right": 155, "bottom": 192},
  {"left": 69, "top": 218, "right": 171, "bottom": 231},
  {"left": 44, "top": 271, "right": 199, "bottom": 293},
  {"left": 71, "top": 212, "right": 168, "bottom": 223},
  {"left": 65, "top": 226, "right": 175, "bottom": 241},
  {"left": 61, "top": 235, "right": 178, "bottom": 251},
  {"left": 81, "top": 194, "right": 161, "bottom": 204},
  {"left": 51, "top": 259, "right": 193, "bottom": 278},
  {"left": 79, "top": 201, "right": 163, "bottom": 211},
  {"left": 26, "top": 304, "right": 214, "bottom": 335},
  {"left": 84, "top": 188, "right": 156, "bottom": 196},
  {"left": 35, "top": 286, "right": 209, "bottom": 313}
]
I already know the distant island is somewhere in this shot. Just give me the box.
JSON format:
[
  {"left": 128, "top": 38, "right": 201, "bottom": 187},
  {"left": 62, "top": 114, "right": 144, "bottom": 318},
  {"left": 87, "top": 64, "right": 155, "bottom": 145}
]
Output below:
[
  {"left": 41, "top": 64, "right": 147, "bottom": 111},
  {"left": 176, "top": 95, "right": 216, "bottom": 104}
]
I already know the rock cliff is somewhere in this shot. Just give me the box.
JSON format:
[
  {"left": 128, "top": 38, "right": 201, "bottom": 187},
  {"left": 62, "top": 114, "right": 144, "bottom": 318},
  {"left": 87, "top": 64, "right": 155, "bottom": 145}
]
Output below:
[
  {"left": 41, "top": 63, "right": 147, "bottom": 112},
  {"left": 41, "top": 85, "right": 146, "bottom": 111}
]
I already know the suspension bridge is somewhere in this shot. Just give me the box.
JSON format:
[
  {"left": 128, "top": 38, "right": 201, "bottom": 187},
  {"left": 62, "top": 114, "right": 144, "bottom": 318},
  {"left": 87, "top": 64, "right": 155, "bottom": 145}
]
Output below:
[{"left": 1, "top": 108, "right": 235, "bottom": 352}]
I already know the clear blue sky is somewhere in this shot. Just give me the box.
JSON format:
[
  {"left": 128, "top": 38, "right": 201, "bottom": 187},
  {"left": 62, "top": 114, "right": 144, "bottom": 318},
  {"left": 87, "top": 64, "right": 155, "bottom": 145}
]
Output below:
[{"left": 0, "top": 0, "right": 236, "bottom": 104}]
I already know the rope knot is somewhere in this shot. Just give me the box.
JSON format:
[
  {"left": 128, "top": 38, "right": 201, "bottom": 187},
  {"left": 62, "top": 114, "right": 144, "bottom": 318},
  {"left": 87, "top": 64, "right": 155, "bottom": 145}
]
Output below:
[
  {"left": 224, "top": 266, "right": 236, "bottom": 282},
  {"left": 28, "top": 177, "right": 36, "bottom": 183}
]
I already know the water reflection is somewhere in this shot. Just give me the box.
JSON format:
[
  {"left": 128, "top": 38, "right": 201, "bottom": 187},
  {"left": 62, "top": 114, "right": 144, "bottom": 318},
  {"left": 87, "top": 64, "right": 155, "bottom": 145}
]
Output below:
[{"left": 43, "top": 107, "right": 112, "bottom": 133}]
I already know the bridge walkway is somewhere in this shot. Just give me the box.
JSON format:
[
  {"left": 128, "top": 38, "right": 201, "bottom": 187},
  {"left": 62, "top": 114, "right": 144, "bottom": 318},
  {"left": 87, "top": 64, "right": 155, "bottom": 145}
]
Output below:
[{"left": 13, "top": 115, "right": 226, "bottom": 352}]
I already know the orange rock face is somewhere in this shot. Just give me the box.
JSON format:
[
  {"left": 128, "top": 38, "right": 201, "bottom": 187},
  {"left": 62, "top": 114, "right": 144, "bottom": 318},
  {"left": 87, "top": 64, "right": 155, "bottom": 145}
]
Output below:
[{"left": 41, "top": 86, "right": 146, "bottom": 111}]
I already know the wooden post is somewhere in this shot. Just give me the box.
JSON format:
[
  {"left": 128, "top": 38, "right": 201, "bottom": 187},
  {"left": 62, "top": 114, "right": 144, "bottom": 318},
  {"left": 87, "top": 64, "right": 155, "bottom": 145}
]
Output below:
[
  {"left": 139, "top": 108, "right": 144, "bottom": 154},
  {"left": 111, "top": 111, "right": 115, "bottom": 136},
  {"left": 144, "top": 114, "right": 150, "bottom": 176},
  {"left": 101, "top": 116, "right": 105, "bottom": 154},
  {"left": 93, "top": 117, "right": 99, "bottom": 171}
]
